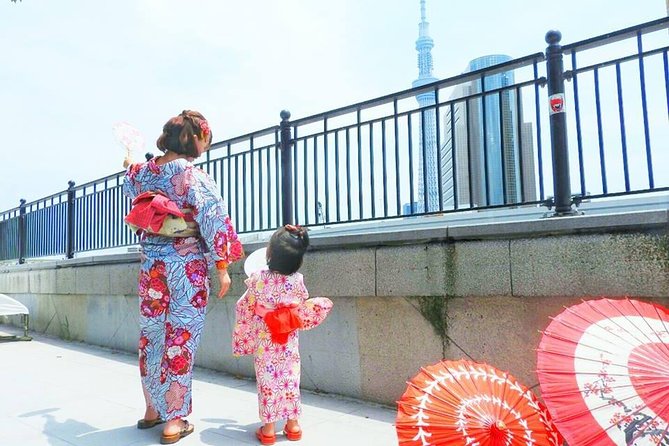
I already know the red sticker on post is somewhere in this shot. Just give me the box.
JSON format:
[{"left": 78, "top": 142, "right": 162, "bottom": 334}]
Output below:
[{"left": 549, "top": 93, "right": 565, "bottom": 114}]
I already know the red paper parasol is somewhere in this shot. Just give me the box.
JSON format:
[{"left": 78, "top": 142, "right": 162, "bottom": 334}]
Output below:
[
  {"left": 396, "top": 359, "right": 563, "bottom": 446},
  {"left": 537, "top": 297, "right": 669, "bottom": 446}
]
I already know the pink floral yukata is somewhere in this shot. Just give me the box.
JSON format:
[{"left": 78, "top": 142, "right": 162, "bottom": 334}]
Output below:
[
  {"left": 123, "top": 157, "right": 243, "bottom": 421},
  {"left": 232, "top": 270, "right": 332, "bottom": 423}
]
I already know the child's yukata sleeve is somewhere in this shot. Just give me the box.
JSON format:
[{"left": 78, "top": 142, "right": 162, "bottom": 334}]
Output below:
[
  {"left": 186, "top": 167, "right": 244, "bottom": 269},
  {"left": 294, "top": 274, "right": 334, "bottom": 331},
  {"left": 232, "top": 274, "right": 260, "bottom": 356}
]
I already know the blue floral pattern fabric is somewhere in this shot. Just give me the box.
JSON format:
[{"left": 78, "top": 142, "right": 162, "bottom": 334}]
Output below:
[{"left": 124, "top": 157, "right": 243, "bottom": 421}]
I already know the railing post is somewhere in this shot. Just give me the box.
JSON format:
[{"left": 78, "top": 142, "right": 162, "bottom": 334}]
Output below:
[
  {"left": 66, "top": 180, "right": 75, "bottom": 259},
  {"left": 279, "top": 110, "right": 293, "bottom": 225},
  {"left": 545, "top": 30, "right": 578, "bottom": 216},
  {"left": 18, "top": 199, "right": 26, "bottom": 264}
]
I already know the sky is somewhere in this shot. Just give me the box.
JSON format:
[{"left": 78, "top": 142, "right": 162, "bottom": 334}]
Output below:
[{"left": 0, "top": 0, "right": 666, "bottom": 211}]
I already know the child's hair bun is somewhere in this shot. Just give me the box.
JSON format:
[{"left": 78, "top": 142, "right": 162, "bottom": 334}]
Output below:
[{"left": 284, "top": 224, "right": 309, "bottom": 248}]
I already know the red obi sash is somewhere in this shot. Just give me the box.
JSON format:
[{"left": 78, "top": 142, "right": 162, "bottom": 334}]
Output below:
[
  {"left": 125, "top": 191, "right": 198, "bottom": 237},
  {"left": 255, "top": 302, "right": 304, "bottom": 345}
]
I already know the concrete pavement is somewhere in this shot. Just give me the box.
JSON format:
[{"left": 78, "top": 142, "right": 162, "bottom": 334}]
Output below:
[{"left": 0, "top": 326, "right": 397, "bottom": 446}]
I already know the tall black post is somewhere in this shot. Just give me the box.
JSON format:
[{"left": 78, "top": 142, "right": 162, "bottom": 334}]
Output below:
[
  {"left": 545, "top": 30, "right": 577, "bottom": 216},
  {"left": 66, "top": 180, "right": 76, "bottom": 259},
  {"left": 279, "top": 110, "right": 293, "bottom": 225},
  {"left": 18, "top": 199, "right": 26, "bottom": 264}
]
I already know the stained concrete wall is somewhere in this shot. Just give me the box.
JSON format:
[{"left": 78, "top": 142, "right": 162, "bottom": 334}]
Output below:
[{"left": 2, "top": 208, "right": 669, "bottom": 405}]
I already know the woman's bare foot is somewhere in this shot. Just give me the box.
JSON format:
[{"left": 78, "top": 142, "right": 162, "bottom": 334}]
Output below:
[
  {"left": 160, "top": 419, "right": 194, "bottom": 444},
  {"left": 163, "top": 418, "right": 188, "bottom": 436},
  {"left": 143, "top": 407, "right": 159, "bottom": 421}
]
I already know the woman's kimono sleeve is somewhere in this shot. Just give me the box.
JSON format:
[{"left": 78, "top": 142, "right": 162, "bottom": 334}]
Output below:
[
  {"left": 186, "top": 167, "right": 244, "bottom": 269},
  {"left": 232, "top": 274, "right": 260, "bottom": 356},
  {"left": 122, "top": 163, "right": 142, "bottom": 200}
]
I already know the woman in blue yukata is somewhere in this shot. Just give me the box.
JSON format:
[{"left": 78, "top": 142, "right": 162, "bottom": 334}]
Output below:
[{"left": 123, "top": 110, "right": 244, "bottom": 444}]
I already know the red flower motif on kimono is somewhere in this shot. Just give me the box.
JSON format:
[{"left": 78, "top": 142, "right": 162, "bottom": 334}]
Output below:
[
  {"left": 261, "top": 384, "right": 273, "bottom": 398},
  {"left": 149, "top": 260, "right": 166, "bottom": 277},
  {"left": 166, "top": 381, "right": 187, "bottom": 413},
  {"left": 138, "top": 270, "right": 150, "bottom": 296},
  {"left": 185, "top": 259, "right": 207, "bottom": 287},
  {"left": 138, "top": 335, "right": 149, "bottom": 377},
  {"left": 230, "top": 240, "right": 243, "bottom": 260},
  {"left": 127, "top": 163, "right": 142, "bottom": 180},
  {"left": 190, "top": 289, "right": 207, "bottom": 309},
  {"left": 213, "top": 231, "right": 228, "bottom": 259},
  {"left": 139, "top": 354, "right": 147, "bottom": 377},
  {"left": 139, "top": 335, "right": 149, "bottom": 350},
  {"left": 176, "top": 332, "right": 190, "bottom": 346},
  {"left": 167, "top": 326, "right": 191, "bottom": 347},
  {"left": 160, "top": 355, "right": 170, "bottom": 384},
  {"left": 174, "top": 237, "right": 199, "bottom": 255},
  {"left": 148, "top": 161, "right": 160, "bottom": 174},
  {"left": 170, "top": 170, "right": 189, "bottom": 196},
  {"left": 149, "top": 277, "right": 167, "bottom": 293},
  {"left": 225, "top": 217, "right": 244, "bottom": 261},
  {"left": 140, "top": 261, "right": 169, "bottom": 317},
  {"left": 140, "top": 297, "right": 167, "bottom": 318},
  {"left": 169, "top": 349, "right": 191, "bottom": 375}
]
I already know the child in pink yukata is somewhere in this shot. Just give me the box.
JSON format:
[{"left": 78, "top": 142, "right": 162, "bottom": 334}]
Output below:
[{"left": 232, "top": 225, "right": 333, "bottom": 445}]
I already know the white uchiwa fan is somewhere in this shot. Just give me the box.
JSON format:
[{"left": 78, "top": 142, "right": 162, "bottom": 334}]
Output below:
[{"left": 244, "top": 247, "right": 268, "bottom": 277}]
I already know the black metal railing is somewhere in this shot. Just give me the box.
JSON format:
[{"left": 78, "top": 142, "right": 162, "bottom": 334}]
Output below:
[
  {"left": 286, "top": 52, "right": 548, "bottom": 226},
  {"left": 1, "top": 17, "right": 667, "bottom": 263},
  {"left": 561, "top": 18, "right": 669, "bottom": 201}
]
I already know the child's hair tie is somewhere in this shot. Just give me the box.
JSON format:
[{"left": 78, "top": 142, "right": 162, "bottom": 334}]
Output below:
[{"left": 285, "top": 224, "right": 303, "bottom": 238}]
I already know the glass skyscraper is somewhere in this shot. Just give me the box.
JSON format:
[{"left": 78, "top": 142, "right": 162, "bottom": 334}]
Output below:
[{"left": 441, "top": 55, "right": 537, "bottom": 208}]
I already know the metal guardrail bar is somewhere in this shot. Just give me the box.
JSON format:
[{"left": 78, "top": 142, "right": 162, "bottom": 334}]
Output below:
[
  {"left": 291, "top": 53, "right": 546, "bottom": 127},
  {"left": 562, "top": 17, "right": 669, "bottom": 54}
]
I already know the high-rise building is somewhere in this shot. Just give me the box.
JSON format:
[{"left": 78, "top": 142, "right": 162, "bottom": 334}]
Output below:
[
  {"left": 441, "top": 55, "right": 537, "bottom": 208},
  {"left": 412, "top": 0, "right": 439, "bottom": 213}
]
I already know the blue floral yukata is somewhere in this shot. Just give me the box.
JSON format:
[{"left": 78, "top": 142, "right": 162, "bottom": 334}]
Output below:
[{"left": 123, "top": 157, "right": 243, "bottom": 421}]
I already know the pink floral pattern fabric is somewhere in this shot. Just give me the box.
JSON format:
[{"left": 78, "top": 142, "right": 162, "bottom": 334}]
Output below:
[
  {"left": 124, "top": 157, "right": 243, "bottom": 421},
  {"left": 232, "top": 270, "right": 333, "bottom": 423}
]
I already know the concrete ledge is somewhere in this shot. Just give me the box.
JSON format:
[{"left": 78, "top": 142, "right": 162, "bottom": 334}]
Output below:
[
  {"left": 376, "top": 245, "right": 448, "bottom": 297},
  {"left": 448, "top": 209, "right": 669, "bottom": 240},
  {"left": 304, "top": 248, "right": 376, "bottom": 297},
  {"left": 311, "top": 225, "right": 448, "bottom": 248},
  {"left": 2, "top": 208, "right": 667, "bottom": 271},
  {"left": 451, "top": 240, "right": 512, "bottom": 296},
  {"left": 510, "top": 233, "right": 669, "bottom": 297},
  {"left": 0, "top": 252, "right": 141, "bottom": 273}
]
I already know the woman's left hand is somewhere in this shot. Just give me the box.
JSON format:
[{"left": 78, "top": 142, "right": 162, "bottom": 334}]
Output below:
[{"left": 217, "top": 269, "right": 231, "bottom": 298}]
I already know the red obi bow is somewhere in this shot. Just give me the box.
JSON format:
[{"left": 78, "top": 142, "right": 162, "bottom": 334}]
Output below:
[
  {"left": 255, "top": 303, "right": 304, "bottom": 345},
  {"left": 125, "top": 191, "right": 186, "bottom": 234}
]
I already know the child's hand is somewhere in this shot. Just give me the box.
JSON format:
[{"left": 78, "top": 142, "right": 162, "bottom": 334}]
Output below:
[
  {"left": 122, "top": 155, "right": 133, "bottom": 168},
  {"left": 217, "top": 269, "right": 231, "bottom": 298}
]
